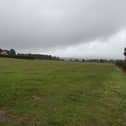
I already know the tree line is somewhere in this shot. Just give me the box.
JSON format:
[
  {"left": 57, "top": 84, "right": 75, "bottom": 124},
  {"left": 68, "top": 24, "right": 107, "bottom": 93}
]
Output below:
[{"left": 0, "top": 48, "right": 60, "bottom": 60}]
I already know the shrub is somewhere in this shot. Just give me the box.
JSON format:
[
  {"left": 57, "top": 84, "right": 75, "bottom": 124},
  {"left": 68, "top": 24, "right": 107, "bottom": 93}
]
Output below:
[{"left": 116, "top": 61, "right": 126, "bottom": 72}]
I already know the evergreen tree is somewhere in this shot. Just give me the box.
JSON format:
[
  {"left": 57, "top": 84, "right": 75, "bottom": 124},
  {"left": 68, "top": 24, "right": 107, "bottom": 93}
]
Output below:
[{"left": 9, "top": 49, "right": 16, "bottom": 56}]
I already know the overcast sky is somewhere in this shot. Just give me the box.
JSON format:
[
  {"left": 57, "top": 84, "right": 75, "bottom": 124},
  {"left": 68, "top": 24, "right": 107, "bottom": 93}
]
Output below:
[{"left": 0, "top": 0, "right": 126, "bottom": 59}]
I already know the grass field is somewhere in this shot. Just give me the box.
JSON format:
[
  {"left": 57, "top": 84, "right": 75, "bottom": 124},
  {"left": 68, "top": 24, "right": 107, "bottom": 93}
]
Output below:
[{"left": 0, "top": 58, "right": 126, "bottom": 126}]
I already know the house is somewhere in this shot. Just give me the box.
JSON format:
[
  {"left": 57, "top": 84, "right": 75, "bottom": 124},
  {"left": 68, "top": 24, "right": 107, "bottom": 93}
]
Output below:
[{"left": 0, "top": 50, "right": 9, "bottom": 56}]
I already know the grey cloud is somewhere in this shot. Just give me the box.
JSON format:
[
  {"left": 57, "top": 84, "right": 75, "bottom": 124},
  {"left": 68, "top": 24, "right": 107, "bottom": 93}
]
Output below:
[{"left": 0, "top": 0, "right": 126, "bottom": 49}]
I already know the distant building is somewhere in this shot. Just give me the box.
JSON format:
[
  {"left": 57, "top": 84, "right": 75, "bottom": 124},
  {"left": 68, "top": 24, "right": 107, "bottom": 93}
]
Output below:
[{"left": 0, "top": 50, "right": 9, "bottom": 56}]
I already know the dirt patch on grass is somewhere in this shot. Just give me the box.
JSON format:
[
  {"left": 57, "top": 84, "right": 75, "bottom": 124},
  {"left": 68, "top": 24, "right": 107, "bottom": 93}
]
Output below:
[
  {"left": 0, "top": 110, "right": 33, "bottom": 123},
  {"left": 32, "top": 95, "right": 45, "bottom": 101},
  {"left": 0, "top": 111, "right": 19, "bottom": 122},
  {"left": 0, "top": 111, "right": 9, "bottom": 121}
]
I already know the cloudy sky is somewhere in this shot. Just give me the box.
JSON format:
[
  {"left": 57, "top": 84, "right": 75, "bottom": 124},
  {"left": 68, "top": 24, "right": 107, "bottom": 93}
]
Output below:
[{"left": 0, "top": 0, "right": 126, "bottom": 59}]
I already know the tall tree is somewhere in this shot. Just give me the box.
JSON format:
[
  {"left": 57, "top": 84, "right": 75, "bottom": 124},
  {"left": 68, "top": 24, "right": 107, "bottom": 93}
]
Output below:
[
  {"left": 0, "top": 48, "right": 2, "bottom": 52},
  {"left": 9, "top": 49, "right": 16, "bottom": 56},
  {"left": 124, "top": 48, "right": 126, "bottom": 61}
]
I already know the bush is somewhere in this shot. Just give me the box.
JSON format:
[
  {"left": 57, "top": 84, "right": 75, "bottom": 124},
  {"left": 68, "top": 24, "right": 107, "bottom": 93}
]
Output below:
[{"left": 116, "top": 61, "right": 126, "bottom": 72}]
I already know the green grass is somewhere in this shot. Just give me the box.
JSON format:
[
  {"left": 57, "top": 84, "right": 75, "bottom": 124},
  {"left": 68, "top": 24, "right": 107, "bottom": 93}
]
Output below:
[{"left": 0, "top": 58, "right": 126, "bottom": 126}]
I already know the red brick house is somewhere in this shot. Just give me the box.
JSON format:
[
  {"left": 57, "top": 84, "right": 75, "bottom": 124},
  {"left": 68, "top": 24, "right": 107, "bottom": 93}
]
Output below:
[{"left": 0, "top": 50, "right": 9, "bottom": 56}]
